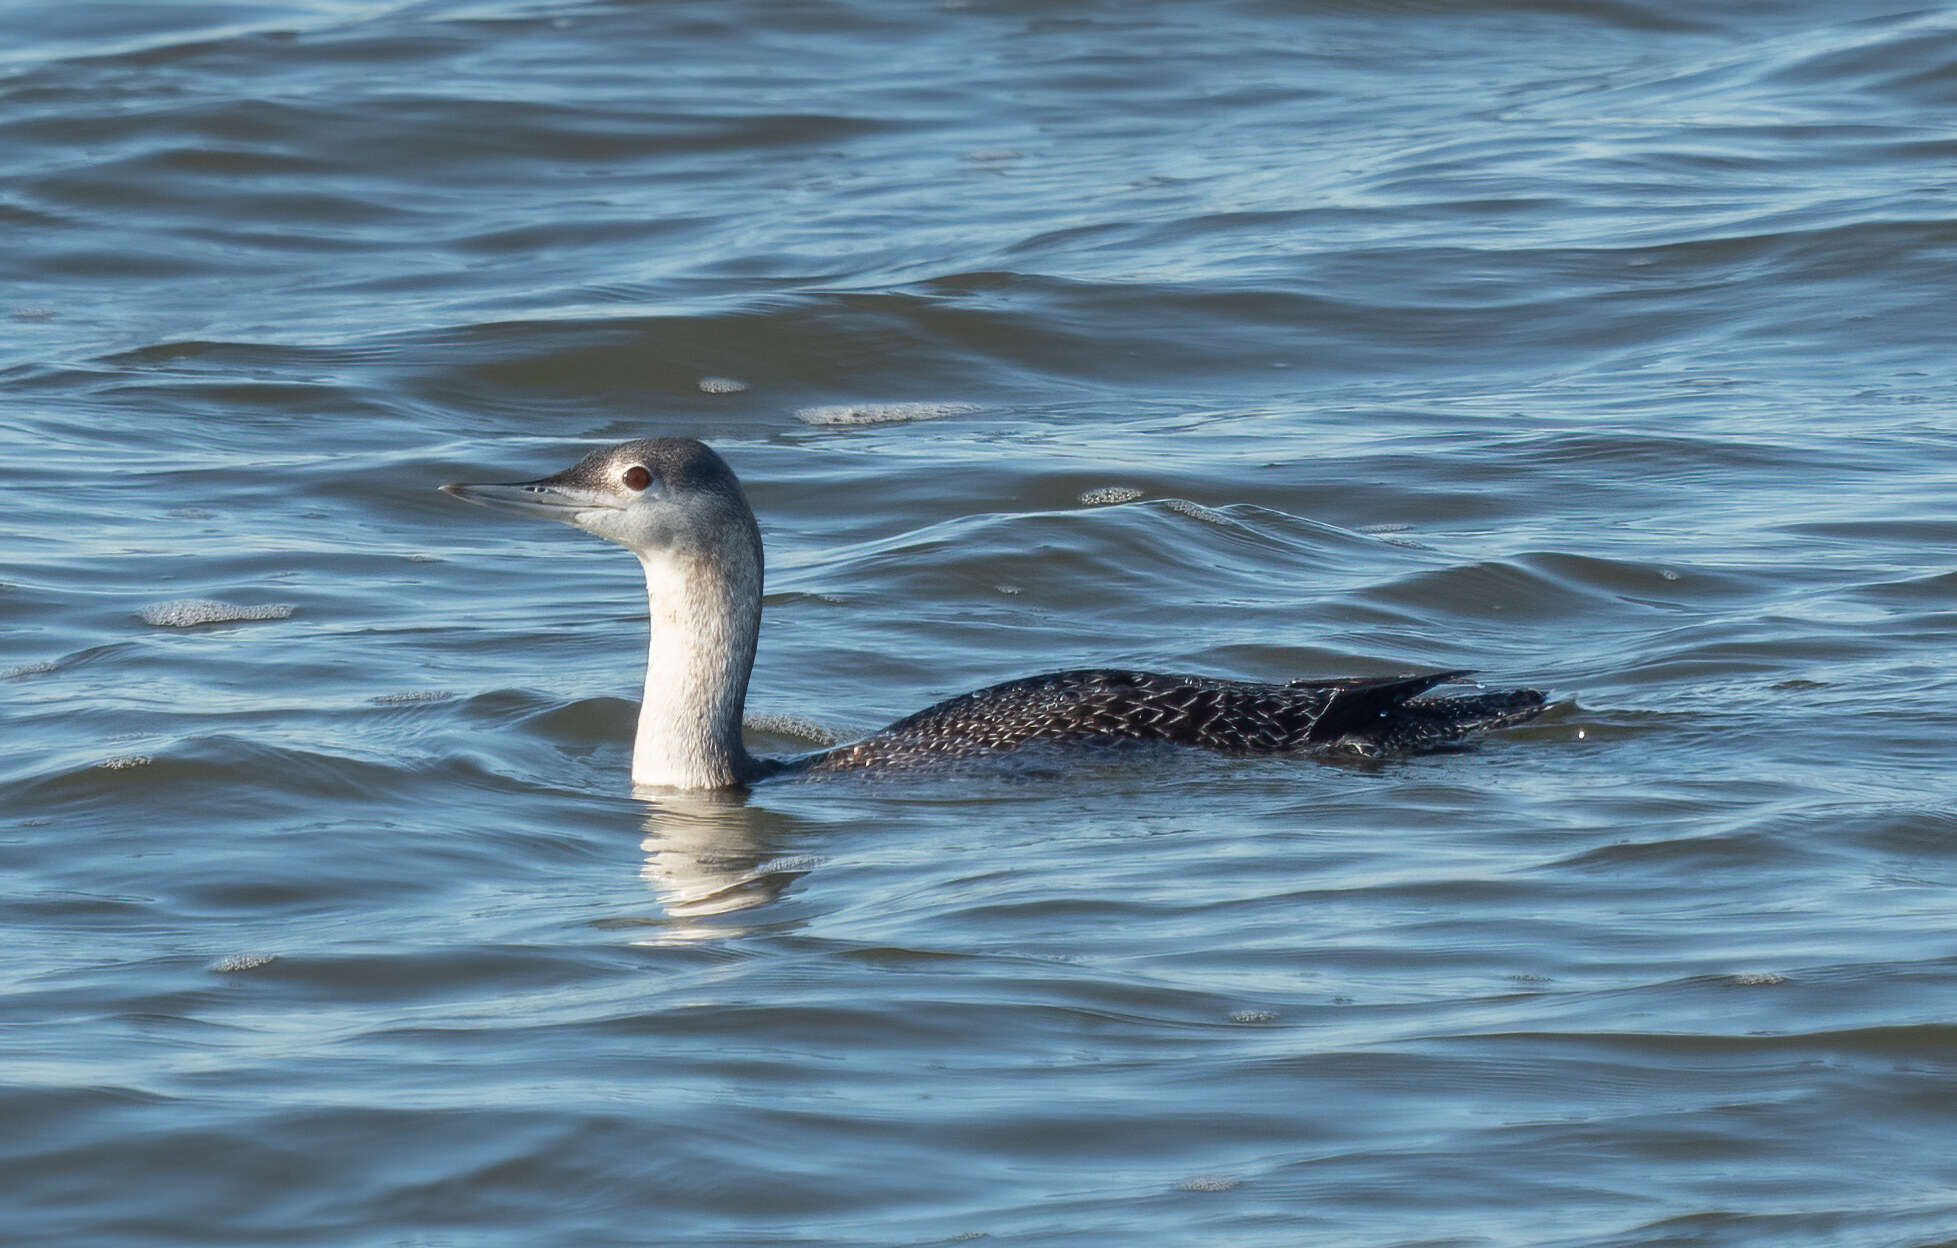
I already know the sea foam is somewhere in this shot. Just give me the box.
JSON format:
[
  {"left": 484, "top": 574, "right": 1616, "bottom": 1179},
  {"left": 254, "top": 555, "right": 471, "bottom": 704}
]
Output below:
[{"left": 139, "top": 600, "right": 295, "bottom": 628}]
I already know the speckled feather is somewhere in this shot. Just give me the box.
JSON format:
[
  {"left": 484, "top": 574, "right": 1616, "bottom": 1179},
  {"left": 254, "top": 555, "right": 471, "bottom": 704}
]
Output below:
[{"left": 793, "top": 668, "right": 1544, "bottom": 773}]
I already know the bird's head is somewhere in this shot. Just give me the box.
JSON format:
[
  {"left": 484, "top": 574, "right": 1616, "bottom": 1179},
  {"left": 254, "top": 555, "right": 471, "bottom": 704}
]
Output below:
[{"left": 441, "top": 437, "right": 760, "bottom": 569}]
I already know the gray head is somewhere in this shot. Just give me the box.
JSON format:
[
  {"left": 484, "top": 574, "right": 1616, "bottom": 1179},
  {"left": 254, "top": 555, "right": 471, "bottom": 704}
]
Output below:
[
  {"left": 444, "top": 438, "right": 768, "bottom": 788},
  {"left": 441, "top": 438, "right": 762, "bottom": 573}
]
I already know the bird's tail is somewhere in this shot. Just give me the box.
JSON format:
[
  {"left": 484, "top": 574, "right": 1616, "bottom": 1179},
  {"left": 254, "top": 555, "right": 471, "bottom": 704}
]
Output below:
[{"left": 1303, "top": 671, "right": 1546, "bottom": 755}]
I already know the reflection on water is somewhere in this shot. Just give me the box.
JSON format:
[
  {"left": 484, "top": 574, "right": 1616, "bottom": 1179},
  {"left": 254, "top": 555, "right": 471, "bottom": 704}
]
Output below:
[{"left": 633, "top": 787, "right": 813, "bottom": 930}]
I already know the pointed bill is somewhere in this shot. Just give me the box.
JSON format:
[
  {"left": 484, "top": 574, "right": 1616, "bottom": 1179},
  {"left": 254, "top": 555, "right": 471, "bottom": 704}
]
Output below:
[{"left": 439, "top": 478, "right": 619, "bottom": 521}]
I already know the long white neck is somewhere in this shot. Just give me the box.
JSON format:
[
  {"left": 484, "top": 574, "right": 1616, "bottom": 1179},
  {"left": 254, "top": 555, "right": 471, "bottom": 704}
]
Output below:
[{"left": 631, "top": 547, "right": 760, "bottom": 789}]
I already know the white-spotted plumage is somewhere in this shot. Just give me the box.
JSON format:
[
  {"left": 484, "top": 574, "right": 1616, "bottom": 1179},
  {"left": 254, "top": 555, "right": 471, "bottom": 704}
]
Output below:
[{"left": 799, "top": 668, "right": 1543, "bottom": 773}]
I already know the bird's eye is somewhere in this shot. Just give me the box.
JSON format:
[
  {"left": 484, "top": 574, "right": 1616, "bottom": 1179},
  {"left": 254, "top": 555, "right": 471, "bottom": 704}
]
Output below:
[{"left": 623, "top": 465, "right": 652, "bottom": 491}]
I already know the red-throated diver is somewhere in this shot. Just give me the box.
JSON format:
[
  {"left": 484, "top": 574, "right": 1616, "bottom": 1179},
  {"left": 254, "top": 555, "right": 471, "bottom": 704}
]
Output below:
[{"left": 441, "top": 438, "right": 1544, "bottom": 789}]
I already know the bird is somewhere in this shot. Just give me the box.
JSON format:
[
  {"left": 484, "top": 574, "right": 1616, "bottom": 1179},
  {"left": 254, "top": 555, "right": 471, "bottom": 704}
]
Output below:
[{"left": 441, "top": 438, "right": 1544, "bottom": 789}]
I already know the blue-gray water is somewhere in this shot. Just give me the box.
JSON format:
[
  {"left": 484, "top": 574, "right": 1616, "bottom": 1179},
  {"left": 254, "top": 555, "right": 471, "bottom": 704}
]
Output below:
[{"left": 6, "top": 1, "right": 1957, "bottom": 1244}]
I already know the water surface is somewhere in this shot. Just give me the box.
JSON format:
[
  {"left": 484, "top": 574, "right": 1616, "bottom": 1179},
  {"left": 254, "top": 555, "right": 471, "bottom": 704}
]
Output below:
[{"left": 5, "top": 1, "right": 1957, "bottom": 1244}]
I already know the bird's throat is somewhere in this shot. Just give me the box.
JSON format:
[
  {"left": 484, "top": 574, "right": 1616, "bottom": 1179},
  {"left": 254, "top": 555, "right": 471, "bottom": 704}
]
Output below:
[{"left": 630, "top": 551, "right": 758, "bottom": 789}]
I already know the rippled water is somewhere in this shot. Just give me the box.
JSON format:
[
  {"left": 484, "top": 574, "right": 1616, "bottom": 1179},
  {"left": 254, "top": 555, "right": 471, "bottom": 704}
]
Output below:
[{"left": 7, "top": 1, "right": 1957, "bottom": 1243}]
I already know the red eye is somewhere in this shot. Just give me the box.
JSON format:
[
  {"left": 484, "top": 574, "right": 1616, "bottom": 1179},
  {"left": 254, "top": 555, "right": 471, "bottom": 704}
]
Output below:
[{"left": 623, "top": 465, "right": 652, "bottom": 491}]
